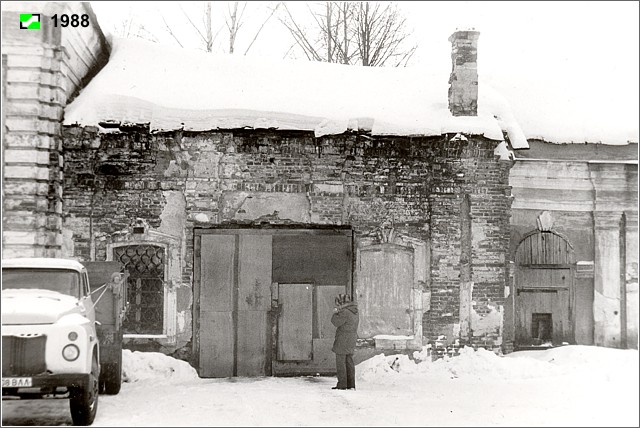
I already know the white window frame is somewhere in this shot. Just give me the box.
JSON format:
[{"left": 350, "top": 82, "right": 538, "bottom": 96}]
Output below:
[{"left": 107, "top": 229, "right": 180, "bottom": 345}]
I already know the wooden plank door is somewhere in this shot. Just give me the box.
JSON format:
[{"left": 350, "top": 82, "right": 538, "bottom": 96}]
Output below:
[
  {"left": 236, "top": 235, "right": 272, "bottom": 376},
  {"left": 357, "top": 244, "right": 413, "bottom": 337},
  {"left": 550, "top": 269, "right": 571, "bottom": 344},
  {"left": 198, "top": 234, "right": 235, "bottom": 377},
  {"left": 515, "top": 267, "right": 571, "bottom": 346},
  {"left": 198, "top": 228, "right": 353, "bottom": 376},
  {"left": 277, "top": 283, "right": 313, "bottom": 361}
]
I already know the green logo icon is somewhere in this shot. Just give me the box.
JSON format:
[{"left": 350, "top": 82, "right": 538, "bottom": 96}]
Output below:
[{"left": 20, "top": 13, "right": 41, "bottom": 30}]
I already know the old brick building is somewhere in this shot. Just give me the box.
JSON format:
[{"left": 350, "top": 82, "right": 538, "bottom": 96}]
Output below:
[
  {"left": 2, "top": 2, "right": 637, "bottom": 377},
  {"left": 55, "top": 27, "right": 525, "bottom": 376}
]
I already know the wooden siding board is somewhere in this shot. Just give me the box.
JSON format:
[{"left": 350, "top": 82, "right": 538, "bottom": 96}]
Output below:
[
  {"left": 517, "top": 232, "right": 573, "bottom": 265},
  {"left": 193, "top": 235, "right": 202, "bottom": 371},
  {"left": 357, "top": 245, "right": 413, "bottom": 337},
  {"left": 238, "top": 235, "right": 272, "bottom": 312},
  {"left": 200, "top": 234, "right": 235, "bottom": 311},
  {"left": 195, "top": 228, "right": 353, "bottom": 236},
  {"left": 236, "top": 234, "right": 272, "bottom": 376},
  {"left": 236, "top": 311, "right": 269, "bottom": 376},
  {"left": 515, "top": 267, "right": 572, "bottom": 345},
  {"left": 277, "top": 283, "right": 313, "bottom": 361},
  {"left": 574, "top": 277, "right": 595, "bottom": 345},
  {"left": 199, "top": 234, "right": 235, "bottom": 377},
  {"left": 199, "top": 311, "right": 234, "bottom": 377},
  {"left": 272, "top": 234, "right": 351, "bottom": 286}
]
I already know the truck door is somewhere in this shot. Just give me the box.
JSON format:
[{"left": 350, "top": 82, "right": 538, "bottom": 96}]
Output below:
[{"left": 80, "top": 270, "right": 96, "bottom": 326}]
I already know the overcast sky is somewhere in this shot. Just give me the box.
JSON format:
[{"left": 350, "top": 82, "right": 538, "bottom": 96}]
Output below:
[
  {"left": 88, "top": 1, "right": 639, "bottom": 143},
  {"left": 89, "top": 1, "right": 639, "bottom": 73}
]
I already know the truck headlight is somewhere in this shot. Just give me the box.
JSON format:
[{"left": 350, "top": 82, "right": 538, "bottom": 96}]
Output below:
[
  {"left": 68, "top": 332, "right": 78, "bottom": 341},
  {"left": 62, "top": 344, "right": 80, "bottom": 361}
]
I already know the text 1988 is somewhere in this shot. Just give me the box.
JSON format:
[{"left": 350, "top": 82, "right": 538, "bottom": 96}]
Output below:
[{"left": 51, "top": 14, "right": 90, "bottom": 28}]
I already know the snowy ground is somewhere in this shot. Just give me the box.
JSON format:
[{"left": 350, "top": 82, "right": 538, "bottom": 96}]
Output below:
[{"left": 2, "top": 345, "right": 638, "bottom": 427}]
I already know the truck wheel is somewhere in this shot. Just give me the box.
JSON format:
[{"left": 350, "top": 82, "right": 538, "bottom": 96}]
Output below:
[
  {"left": 70, "top": 354, "right": 99, "bottom": 426},
  {"left": 100, "top": 350, "right": 122, "bottom": 395}
]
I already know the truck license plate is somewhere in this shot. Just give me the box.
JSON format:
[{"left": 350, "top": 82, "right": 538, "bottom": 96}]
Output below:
[{"left": 2, "top": 377, "right": 32, "bottom": 387}]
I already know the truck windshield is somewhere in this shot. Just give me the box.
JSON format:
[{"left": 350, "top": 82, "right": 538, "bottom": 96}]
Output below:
[{"left": 2, "top": 268, "right": 81, "bottom": 298}]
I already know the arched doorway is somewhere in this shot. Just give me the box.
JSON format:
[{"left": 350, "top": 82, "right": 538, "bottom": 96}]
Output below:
[{"left": 514, "top": 231, "right": 575, "bottom": 348}]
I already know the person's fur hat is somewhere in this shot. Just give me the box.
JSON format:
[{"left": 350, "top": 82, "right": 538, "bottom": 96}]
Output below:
[{"left": 335, "top": 293, "right": 352, "bottom": 306}]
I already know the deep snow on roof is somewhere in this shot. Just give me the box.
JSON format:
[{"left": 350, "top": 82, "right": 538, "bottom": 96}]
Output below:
[{"left": 63, "top": 38, "right": 529, "bottom": 149}]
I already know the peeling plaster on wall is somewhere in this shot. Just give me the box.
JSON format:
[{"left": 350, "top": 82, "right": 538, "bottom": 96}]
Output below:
[
  {"left": 177, "top": 311, "right": 186, "bottom": 333},
  {"left": 193, "top": 213, "right": 210, "bottom": 223},
  {"left": 436, "top": 324, "right": 458, "bottom": 346},
  {"left": 340, "top": 181, "right": 350, "bottom": 225},
  {"left": 175, "top": 285, "right": 193, "bottom": 346},
  {"left": 314, "top": 183, "right": 343, "bottom": 194},
  {"left": 460, "top": 281, "right": 473, "bottom": 337},
  {"left": 452, "top": 322, "right": 460, "bottom": 338},
  {"left": 219, "top": 154, "right": 244, "bottom": 181},
  {"left": 221, "top": 192, "right": 311, "bottom": 223},
  {"left": 422, "top": 290, "right": 431, "bottom": 311},
  {"left": 159, "top": 191, "right": 187, "bottom": 237},
  {"left": 220, "top": 191, "right": 249, "bottom": 219},
  {"left": 61, "top": 229, "right": 75, "bottom": 258},
  {"left": 193, "top": 151, "right": 223, "bottom": 178},
  {"left": 164, "top": 160, "right": 183, "bottom": 177},
  {"left": 306, "top": 189, "right": 315, "bottom": 224},
  {"left": 472, "top": 223, "right": 487, "bottom": 246},
  {"left": 471, "top": 304, "right": 503, "bottom": 337}
]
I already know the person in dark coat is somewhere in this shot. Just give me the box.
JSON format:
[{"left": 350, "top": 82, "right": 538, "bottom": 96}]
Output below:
[{"left": 331, "top": 293, "right": 359, "bottom": 390}]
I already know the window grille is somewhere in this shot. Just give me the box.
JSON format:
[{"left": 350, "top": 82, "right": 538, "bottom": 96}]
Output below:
[{"left": 114, "top": 245, "right": 165, "bottom": 334}]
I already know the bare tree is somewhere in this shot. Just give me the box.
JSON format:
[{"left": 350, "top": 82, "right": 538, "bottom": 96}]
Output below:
[
  {"left": 205, "top": 2, "right": 214, "bottom": 52},
  {"left": 113, "top": 16, "right": 159, "bottom": 43},
  {"left": 163, "top": 1, "right": 221, "bottom": 52},
  {"left": 278, "top": 1, "right": 417, "bottom": 67},
  {"left": 354, "top": 2, "right": 416, "bottom": 67},
  {"left": 156, "top": 1, "right": 279, "bottom": 55},
  {"left": 225, "top": 2, "right": 246, "bottom": 54},
  {"left": 244, "top": 2, "right": 282, "bottom": 55}
]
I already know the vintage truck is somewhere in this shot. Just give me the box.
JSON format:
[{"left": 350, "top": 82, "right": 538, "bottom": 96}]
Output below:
[{"left": 2, "top": 258, "right": 128, "bottom": 426}]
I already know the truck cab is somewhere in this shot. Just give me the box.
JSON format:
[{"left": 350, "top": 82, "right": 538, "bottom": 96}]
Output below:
[{"left": 2, "top": 258, "right": 127, "bottom": 426}]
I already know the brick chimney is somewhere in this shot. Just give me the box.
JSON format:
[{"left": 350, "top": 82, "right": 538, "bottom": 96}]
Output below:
[{"left": 448, "top": 29, "right": 480, "bottom": 116}]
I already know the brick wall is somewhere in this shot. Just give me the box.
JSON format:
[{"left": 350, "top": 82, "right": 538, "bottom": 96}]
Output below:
[{"left": 62, "top": 127, "right": 514, "bottom": 355}]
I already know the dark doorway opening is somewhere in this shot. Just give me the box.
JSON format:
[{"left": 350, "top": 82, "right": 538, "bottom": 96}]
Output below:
[{"left": 531, "top": 313, "right": 552, "bottom": 345}]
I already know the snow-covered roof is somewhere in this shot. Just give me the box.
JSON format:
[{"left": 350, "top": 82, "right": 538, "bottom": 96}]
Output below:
[
  {"left": 63, "top": 38, "right": 529, "bottom": 149},
  {"left": 2, "top": 257, "right": 85, "bottom": 272}
]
